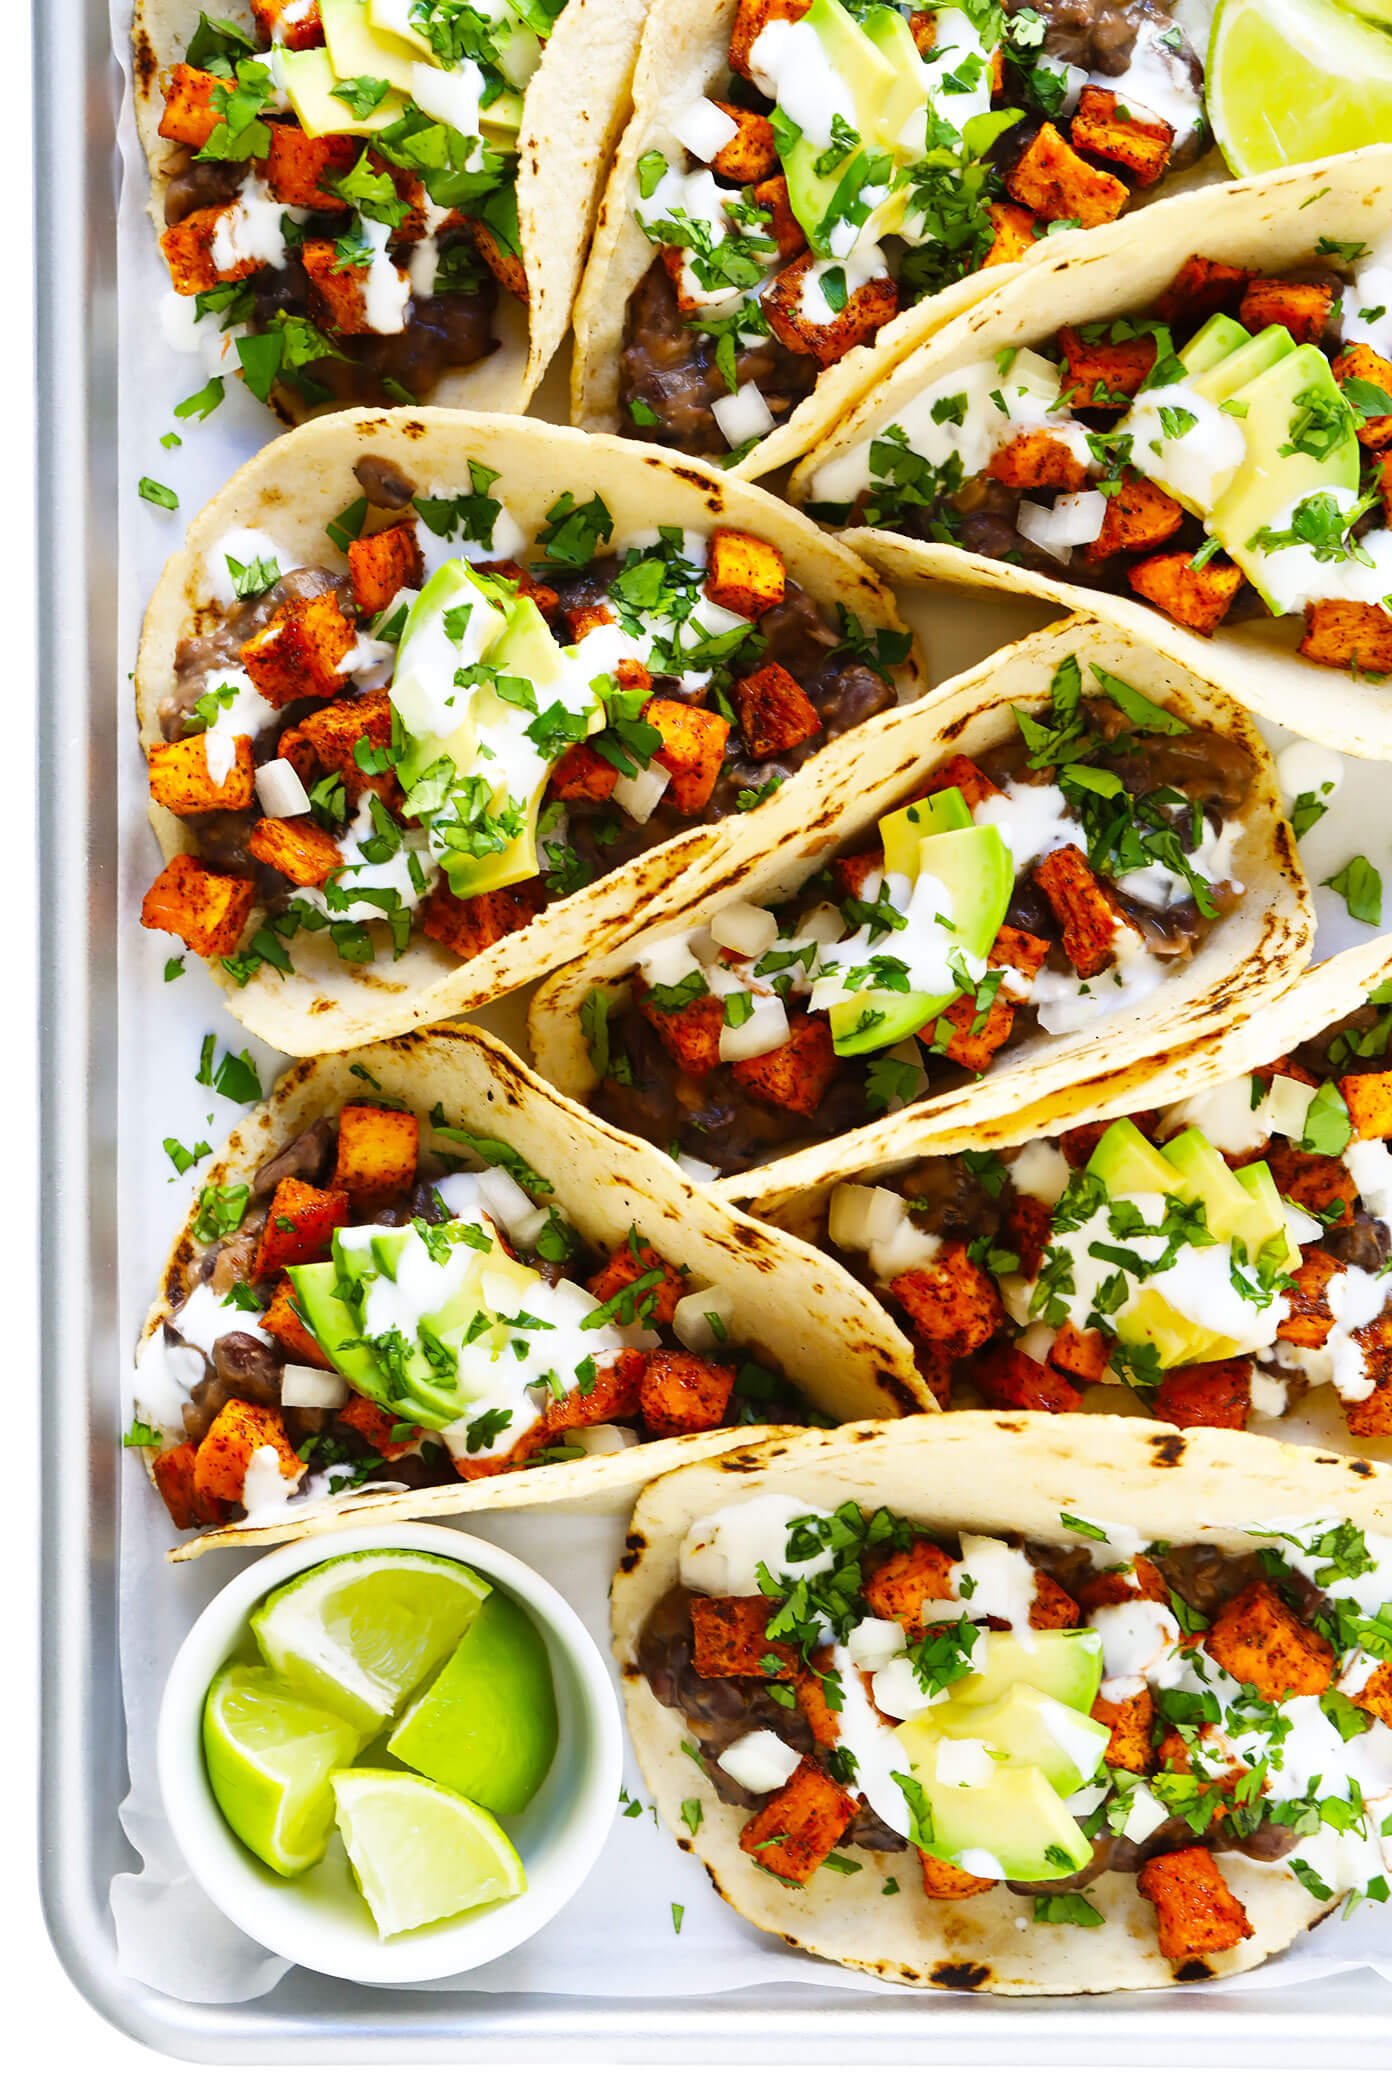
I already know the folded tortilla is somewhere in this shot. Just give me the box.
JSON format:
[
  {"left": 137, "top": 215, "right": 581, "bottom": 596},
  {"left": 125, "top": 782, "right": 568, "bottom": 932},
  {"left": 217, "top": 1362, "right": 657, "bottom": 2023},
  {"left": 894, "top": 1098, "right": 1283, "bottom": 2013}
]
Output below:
[
  {"left": 136, "top": 407, "right": 919, "bottom": 1055},
  {"left": 132, "top": 0, "right": 647, "bottom": 418},
  {"left": 613, "top": 1411, "right": 1392, "bottom": 1994},
  {"left": 137, "top": 1024, "right": 926, "bottom": 1561},
  {"left": 528, "top": 611, "right": 1314, "bottom": 1206},
  {"left": 789, "top": 148, "right": 1392, "bottom": 760}
]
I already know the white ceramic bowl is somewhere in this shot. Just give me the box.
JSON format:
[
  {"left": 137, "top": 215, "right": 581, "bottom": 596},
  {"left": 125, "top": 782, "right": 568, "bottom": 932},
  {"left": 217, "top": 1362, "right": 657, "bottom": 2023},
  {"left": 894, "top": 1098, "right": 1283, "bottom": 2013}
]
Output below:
[{"left": 157, "top": 1522, "right": 622, "bottom": 1984}]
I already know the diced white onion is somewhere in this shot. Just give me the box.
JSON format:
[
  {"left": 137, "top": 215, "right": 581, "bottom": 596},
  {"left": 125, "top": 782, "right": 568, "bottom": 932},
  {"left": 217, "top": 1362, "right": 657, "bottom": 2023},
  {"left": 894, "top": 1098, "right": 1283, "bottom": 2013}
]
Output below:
[
  {"left": 255, "top": 757, "right": 311, "bottom": 817},
  {"left": 1055, "top": 61, "right": 1089, "bottom": 114},
  {"left": 709, "top": 901, "right": 780, "bottom": 957},
  {"left": 612, "top": 759, "right": 673, "bottom": 824},
  {"left": 638, "top": 931, "right": 701, "bottom": 990},
  {"left": 504, "top": 1201, "right": 553, "bottom": 1250},
  {"left": 1018, "top": 492, "right": 1106, "bottom": 558},
  {"left": 712, "top": 381, "right": 776, "bottom": 449},
  {"left": 565, "top": 1424, "right": 640, "bottom": 1456},
  {"left": 280, "top": 1364, "right": 349, "bottom": 1410},
  {"left": 673, "top": 1284, "right": 737, "bottom": 1354},
  {"left": 795, "top": 901, "right": 846, "bottom": 944},
  {"left": 716, "top": 1729, "right": 801, "bottom": 1794},
  {"left": 1019, "top": 1322, "right": 1057, "bottom": 1364},
  {"left": 1270, "top": 1075, "right": 1316, "bottom": 1141},
  {"left": 471, "top": 1165, "right": 537, "bottom": 1234},
  {"left": 718, "top": 994, "right": 790, "bottom": 1062},
  {"left": 671, "top": 95, "right": 740, "bottom": 163},
  {"left": 827, "top": 1184, "right": 909, "bottom": 1255},
  {"left": 674, "top": 1151, "right": 721, "bottom": 1182}
]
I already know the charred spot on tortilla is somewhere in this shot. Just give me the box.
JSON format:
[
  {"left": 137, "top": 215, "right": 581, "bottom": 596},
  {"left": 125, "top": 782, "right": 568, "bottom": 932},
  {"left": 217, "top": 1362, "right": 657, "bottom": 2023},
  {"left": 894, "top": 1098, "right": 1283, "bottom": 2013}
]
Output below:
[
  {"left": 932, "top": 1963, "right": 991, "bottom": 1990},
  {"left": 1174, "top": 1960, "right": 1216, "bottom": 1982},
  {"left": 1151, "top": 1435, "right": 1186, "bottom": 1466}
]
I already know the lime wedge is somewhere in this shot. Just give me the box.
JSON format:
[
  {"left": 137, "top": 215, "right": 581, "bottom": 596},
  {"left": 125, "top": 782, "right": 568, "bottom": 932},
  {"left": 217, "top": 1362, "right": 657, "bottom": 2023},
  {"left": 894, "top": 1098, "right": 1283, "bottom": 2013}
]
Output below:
[
  {"left": 202, "top": 1663, "right": 361, "bottom": 1877},
  {"left": 332, "top": 1768, "right": 527, "bottom": 1938},
  {"left": 388, "top": 1590, "right": 559, "bottom": 1814},
  {"left": 251, "top": 1549, "right": 491, "bottom": 1735},
  {"left": 1208, "top": 0, "right": 1392, "bottom": 175}
]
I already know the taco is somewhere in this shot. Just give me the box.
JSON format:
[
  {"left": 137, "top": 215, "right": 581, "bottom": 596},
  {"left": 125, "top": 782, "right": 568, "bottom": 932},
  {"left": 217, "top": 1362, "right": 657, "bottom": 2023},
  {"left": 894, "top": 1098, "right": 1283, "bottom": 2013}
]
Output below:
[
  {"left": 614, "top": 1412, "right": 1392, "bottom": 1993},
  {"left": 571, "top": 0, "right": 1222, "bottom": 478},
  {"left": 527, "top": 614, "right": 1314, "bottom": 1205},
  {"left": 135, "top": 408, "right": 919, "bottom": 1055},
  {"left": 753, "top": 936, "right": 1392, "bottom": 1456},
  {"left": 792, "top": 148, "right": 1392, "bottom": 761},
  {"left": 132, "top": 0, "right": 644, "bottom": 419},
  {"left": 131, "top": 1025, "right": 924, "bottom": 1561}
]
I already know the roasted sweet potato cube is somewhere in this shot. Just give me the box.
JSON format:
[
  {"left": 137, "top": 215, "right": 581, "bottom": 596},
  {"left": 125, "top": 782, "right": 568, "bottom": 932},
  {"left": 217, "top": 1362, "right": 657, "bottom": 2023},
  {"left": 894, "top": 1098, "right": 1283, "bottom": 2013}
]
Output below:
[
  {"left": 1129, "top": 548, "right": 1243, "bottom": 635},
  {"left": 1155, "top": 254, "right": 1250, "bottom": 324},
  {"left": 240, "top": 590, "right": 354, "bottom": 706},
  {"left": 253, "top": 1175, "right": 351, "bottom": 1280},
  {"left": 1340, "top": 1069, "right": 1392, "bottom": 1140},
  {"left": 159, "top": 64, "right": 223, "bottom": 149},
  {"left": 925, "top": 754, "right": 1001, "bottom": 808},
  {"left": 1266, "top": 1145, "right": 1356, "bottom": 1217},
  {"left": 1138, "top": 1848, "right": 1253, "bottom": 1961},
  {"left": 640, "top": 1350, "right": 735, "bottom": 1437},
  {"left": 1033, "top": 844, "right": 1127, "bottom": 978},
  {"left": 161, "top": 203, "right": 260, "bottom": 296},
  {"left": 302, "top": 238, "right": 394, "bottom": 334},
  {"left": 1332, "top": 344, "right": 1392, "bottom": 448},
  {"left": 564, "top": 602, "right": 614, "bottom": 643},
  {"left": 347, "top": 523, "right": 423, "bottom": 614},
  {"left": 1153, "top": 1358, "right": 1253, "bottom": 1431},
  {"left": 793, "top": 1647, "right": 840, "bottom": 1747},
  {"left": 1239, "top": 276, "right": 1334, "bottom": 346},
  {"left": 152, "top": 1441, "right": 202, "bottom": 1530},
  {"left": 420, "top": 880, "right": 542, "bottom": 961},
  {"left": 1091, "top": 1684, "right": 1154, "bottom": 1774},
  {"left": 1300, "top": 598, "right": 1392, "bottom": 674},
  {"left": 705, "top": 528, "right": 787, "bottom": 618},
  {"left": 973, "top": 1344, "right": 1083, "bottom": 1414},
  {"left": 194, "top": 1398, "right": 304, "bottom": 1506},
  {"left": 474, "top": 221, "right": 529, "bottom": 303},
  {"left": 1078, "top": 1554, "right": 1169, "bottom": 1609},
  {"left": 729, "top": 0, "right": 812, "bottom": 77},
  {"left": 1050, "top": 1322, "right": 1111, "bottom": 1380},
  {"left": 1381, "top": 453, "right": 1392, "bottom": 528},
  {"left": 740, "top": 1756, "right": 859, "bottom": 1882},
  {"left": 752, "top": 173, "right": 806, "bottom": 261},
  {"left": 763, "top": 251, "right": 898, "bottom": 366},
  {"left": 929, "top": 982, "right": 1023, "bottom": 1074},
  {"left": 710, "top": 101, "right": 778, "bottom": 183},
  {"left": 339, "top": 1393, "right": 421, "bottom": 1460},
  {"left": 148, "top": 732, "right": 254, "bottom": 816},
  {"left": 690, "top": 1594, "right": 791, "bottom": 1678},
  {"left": 1006, "top": 121, "right": 1127, "bottom": 228},
  {"left": 478, "top": 560, "right": 560, "bottom": 615},
  {"left": 1277, "top": 1245, "right": 1342, "bottom": 1347},
  {"left": 330, "top": 1102, "right": 419, "bottom": 1206},
  {"left": 1206, "top": 1579, "right": 1335, "bottom": 1700},
  {"left": 617, "top": 657, "right": 654, "bottom": 693},
  {"left": 980, "top": 921, "right": 1048, "bottom": 980},
  {"left": 1058, "top": 325, "right": 1157, "bottom": 404},
  {"left": 987, "top": 430, "right": 1089, "bottom": 492},
  {"left": 251, "top": 0, "right": 325, "bottom": 48},
  {"left": 982, "top": 199, "right": 1038, "bottom": 269},
  {"left": 636, "top": 984, "right": 726, "bottom": 1077},
  {"left": 140, "top": 854, "right": 256, "bottom": 959},
  {"left": 248, "top": 815, "right": 342, "bottom": 888},
  {"left": 917, "top": 1850, "right": 997, "bottom": 1898},
  {"left": 645, "top": 698, "right": 731, "bottom": 813},
  {"left": 887, "top": 1243, "right": 1003, "bottom": 1359},
  {"left": 863, "top": 1537, "right": 955, "bottom": 1627},
  {"left": 1347, "top": 1316, "right": 1392, "bottom": 1438},
  {"left": 734, "top": 662, "right": 821, "bottom": 758},
  {"left": 1031, "top": 1573, "right": 1080, "bottom": 1629},
  {"left": 448, "top": 1416, "right": 553, "bottom": 1482},
  {"left": 259, "top": 1277, "right": 331, "bottom": 1369},
  {"left": 1002, "top": 1192, "right": 1051, "bottom": 1280},
  {"left": 1070, "top": 84, "right": 1173, "bottom": 186},
  {"left": 834, "top": 849, "right": 886, "bottom": 899},
  {"left": 591, "top": 1242, "right": 686, "bottom": 1325},
  {"left": 1354, "top": 1661, "right": 1392, "bottom": 1728},
  {"left": 548, "top": 741, "right": 619, "bottom": 802},
  {"left": 731, "top": 1012, "right": 839, "bottom": 1116},
  {"left": 541, "top": 1348, "right": 647, "bottom": 1435},
  {"left": 261, "top": 124, "right": 357, "bottom": 211},
  {"left": 1089, "top": 472, "right": 1184, "bottom": 559},
  {"left": 296, "top": 689, "right": 396, "bottom": 797}
]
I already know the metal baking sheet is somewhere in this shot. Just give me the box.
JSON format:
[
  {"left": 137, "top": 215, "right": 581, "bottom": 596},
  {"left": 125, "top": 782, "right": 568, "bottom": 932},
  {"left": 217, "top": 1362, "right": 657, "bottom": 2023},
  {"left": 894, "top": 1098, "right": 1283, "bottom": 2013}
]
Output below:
[{"left": 34, "top": 0, "right": 1392, "bottom": 2059}]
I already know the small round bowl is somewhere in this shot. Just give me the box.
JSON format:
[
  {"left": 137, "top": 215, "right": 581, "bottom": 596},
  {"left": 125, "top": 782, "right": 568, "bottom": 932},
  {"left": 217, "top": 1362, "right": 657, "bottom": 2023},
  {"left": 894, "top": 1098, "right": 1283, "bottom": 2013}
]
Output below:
[{"left": 157, "top": 1522, "right": 622, "bottom": 1984}]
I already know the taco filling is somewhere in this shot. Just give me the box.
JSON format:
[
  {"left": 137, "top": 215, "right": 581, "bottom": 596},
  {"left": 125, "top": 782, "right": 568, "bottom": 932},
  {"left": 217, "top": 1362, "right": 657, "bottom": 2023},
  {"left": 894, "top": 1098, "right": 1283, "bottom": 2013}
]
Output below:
[
  {"left": 618, "top": 0, "right": 1207, "bottom": 459},
  {"left": 139, "top": 447, "right": 901, "bottom": 978},
  {"left": 808, "top": 240, "right": 1392, "bottom": 670},
  {"left": 818, "top": 986, "right": 1392, "bottom": 1436},
  {"left": 638, "top": 1492, "right": 1392, "bottom": 1953},
  {"left": 132, "top": 1097, "right": 807, "bottom": 1533},
  {"left": 581, "top": 653, "right": 1257, "bottom": 1176},
  {"left": 153, "top": 1, "right": 564, "bottom": 412}
]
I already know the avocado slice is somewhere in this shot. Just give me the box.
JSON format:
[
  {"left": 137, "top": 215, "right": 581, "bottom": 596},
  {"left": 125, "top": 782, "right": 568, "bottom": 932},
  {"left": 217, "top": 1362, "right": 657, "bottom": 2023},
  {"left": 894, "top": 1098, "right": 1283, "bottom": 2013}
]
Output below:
[
  {"left": 1232, "top": 1160, "right": 1302, "bottom": 1275},
  {"left": 323, "top": 0, "right": 421, "bottom": 96},
  {"left": 1160, "top": 1126, "right": 1255, "bottom": 1240},
  {"left": 393, "top": 560, "right": 513, "bottom": 772},
  {"left": 879, "top": 785, "right": 973, "bottom": 879},
  {"left": 781, "top": 0, "right": 909, "bottom": 253},
  {"left": 1188, "top": 325, "right": 1296, "bottom": 405},
  {"left": 1087, "top": 1119, "right": 1185, "bottom": 1200},
  {"left": 1177, "top": 313, "right": 1251, "bottom": 378},
  {"left": 949, "top": 1628, "right": 1104, "bottom": 1715},
  {"left": 859, "top": 4, "right": 934, "bottom": 144},
  {"left": 897, "top": 1721, "right": 1096, "bottom": 1881},
  {"left": 925, "top": 1682, "right": 1110, "bottom": 1798},
  {"left": 289, "top": 1259, "right": 391, "bottom": 1403},
  {"left": 280, "top": 43, "right": 409, "bottom": 135}
]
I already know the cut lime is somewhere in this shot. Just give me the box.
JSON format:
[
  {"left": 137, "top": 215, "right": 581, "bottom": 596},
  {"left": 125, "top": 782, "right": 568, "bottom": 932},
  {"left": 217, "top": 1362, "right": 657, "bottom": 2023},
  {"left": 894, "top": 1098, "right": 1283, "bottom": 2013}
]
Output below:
[
  {"left": 251, "top": 1549, "right": 491, "bottom": 1735},
  {"left": 202, "top": 1663, "right": 361, "bottom": 1878},
  {"left": 332, "top": 1768, "right": 526, "bottom": 1938},
  {"left": 1208, "top": 0, "right": 1392, "bottom": 176},
  {"left": 388, "top": 1590, "right": 559, "bottom": 1814}
]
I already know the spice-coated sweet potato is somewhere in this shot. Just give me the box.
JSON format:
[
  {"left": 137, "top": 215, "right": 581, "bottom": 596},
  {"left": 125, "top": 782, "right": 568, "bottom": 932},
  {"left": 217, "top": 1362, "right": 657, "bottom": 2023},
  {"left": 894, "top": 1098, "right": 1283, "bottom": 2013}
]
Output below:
[
  {"left": 1354, "top": 1661, "right": 1392, "bottom": 1728},
  {"left": 1300, "top": 598, "right": 1392, "bottom": 674},
  {"left": 254, "top": 1175, "right": 351, "bottom": 1280},
  {"left": 973, "top": 1344, "right": 1084, "bottom": 1414},
  {"left": 330, "top": 1102, "right": 420, "bottom": 1206},
  {"left": 1090, "top": 472, "right": 1184, "bottom": 559},
  {"left": 987, "top": 430, "right": 1088, "bottom": 493},
  {"left": 863, "top": 1536, "right": 955, "bottom": 1627},
  {"left": 637, "top": 986, "right": 726, "bottom": 1078},
  {"left": 917, "top": 1850, "right": 997, "bottom": 1898},
  {"left": 926, "top": 754, "right": 1001, "bottom": 807},
  {"left": 752, "top": 173, "right": 807, "bottom": 262},
  {"left": 734, "top": 663, "right": 821, "bottom": 758},
  {"left": 247, "top": 815, "right": 342, "bottom": 887},
  {"left": 929, "top": 980, "right": 1023, "bottom": 1073},
  {"left": 793, "top": 1647, "right": 840, "bottom": 1747},
  {"left": 982, "top": 199, "right": 1038, "bottom": 269},
  {"left": 1155, "top": 254, "right": 1250, "bottom": 324},
  {"left": 161, "top": 202, "right": 262, "bottom": 296},
  {"left": 549, "top": 742, "right": 619, "bottom": 802},
  {"left": 763, "top": 251, "right": 898, "bottom": 366},
  {"left": 738, "top": 1757, "right": 859, "bottom": 1883},
  {"left": 420, "top": 880, "right": 542, "bottom": 961},
  {"left": 1058, "top": 326, "right": 1157, "bottom": 405},
  {"left": 1138, "top": 1848, "right": 1253, "bottom": 1960},
  {"left": 1078, "top": 1554, "right": 1169, "bottom": 1609},
  {"left": 140, "top": 855, "right": 256, "bottom": 958},
  {"left": 1129, "top": 548, "right": 1243, "bottom": 635},
  {"left": 1380, "top": 454, "right": 1392, "bottom": 528},
  {"left": 704, "top": 528, "right": 787, "bottom": 618},
  {"left": 1265, "top": 1145, "right": 1356, "bottom": 1217},
  {"left": 1070, "top": 85, "right": 1173, "bottom": 186},
  {"left": 1276, "top": 1245, "right": 1341, "bottom": 1347},
  {"left": 1002, "top": 1191, "right": 1051, "bottom": 1280},
  {"left": 261, "top": 124, "right": 357, "bottom": 211},
  {"left": 640, "top": 1350, "right": 735, "bottom": 1436},
  {"left": 447, "top": 1418, "right": 553, "bottom": 1483},
  {"left": 340, "top": 1394, "right": 422, "bottom": 1460},
  {"left": 251, "top": 0, "right": 325, "bottom": 47},
  {"left": 691, "top": 1594, "right": 792, "bottom": 1678},
  {"left": 1239, "top": 276, "right": 1334, "bottom": 346},
  {"left": 193, "top": 1398, "right": 304, "bottom": 1506},
  {"left": 645, "top": 699, "right": 730, "bottom": 812},
  {"left": 1006, "top": 122, "right": 1127, "bottom": 228},
  {"left": 730, "top": 1012, "right": 839, "bottom": 1115},
  {"left": 1091, "top": 1685, "right": 1155, "bottom": 1774},
  {"left": 729, "top": 0, "right": 812, "bottom": 79},
  {"left": 1153, "top": 1357, "right": 1254, "bottom": 1431},
  {"left": 481, "top": 560, "right": 559, "bottom": 614},
  {"left": 152, "top": 1440, "right": 223, "bottom": 1530},
  {"left": 710, "top": 101, "right": 778, "bottom": 183},
  {"left": 1346, "top": 1315, "right": 1392, "bottom": 1438},
  {"left": 1050, "top": 1322, "right": 1111, "bottom": 1381},
  {"left": 348, "top": 523, "right": 424, "bottom": 614},
  {"left": 1033, "top": 843, "right": 1126, "bottom": 978},
  {"left": 833, "top": 849, "right": 886, "bottom": 900},
  {"left": 1341, "top": 1069, "right": 1392, "bottom": 1140},
  {"left": 474, "top": 222, "right": 529, "bottom": 303},
  {"left": 887, "top": 1242, "right": 1004, "bottom": 1357},
  {"left": 541, "top": 1348, "right": 647, "bottom": 1435},
  {"left": 1333, "top": 344, "right": 1392, "bottom": 448},
  {"left": 159, "top": 64, "right": 222, "bottom": 149},
  {"left": 240, "top": 590, "right": 354, "bottom": 706},
  {"left": 1205, "top": 1579, "right": 1335, "bottom": 1701},
  {"left": 294, "top": 688, "right": 397, "bottom": 800},
  {"left": 564, "top": 601, "right": 614, "bottom": 643},
  {"left": 148, "top": 732, "right": 254, "bottom": 815},
  {"left": 1029, "top": 1572, "right": 1080, "bottom": 1629},
  {"left": 591, "top": 1241, "right": 687, "bottom": 1325},
  {"left": 302, "top": 239, "right": 390, "bottom": 334},
  {"left": 259, "top": 1277, "right": 331, "bottom": 1369}
]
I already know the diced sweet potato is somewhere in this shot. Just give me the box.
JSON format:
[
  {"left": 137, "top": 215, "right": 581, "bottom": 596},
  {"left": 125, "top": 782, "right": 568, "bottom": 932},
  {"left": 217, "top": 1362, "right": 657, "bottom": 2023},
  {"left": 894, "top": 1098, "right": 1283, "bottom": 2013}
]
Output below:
[
  {"left": 549, "top": 742, "right": 619, "bottom": 803},
  {"left": 1300, "top": 598, "right": 1392, "bottom": 674},
  {"left": 1381, "top": 453, "right": 1392, "bottom": 528},
  {"left": 1239, "top": 276, "right": 1334, "bottom": 346},
  {"left": 987, "top": 430, "right": 1088, "bottom": 492},
  {"left": 982, "top": 199, "right": 1039, "bottom": 269},
  {"left": 1078, "top": 1555, "right": 1169, "bottom": 1609},
  {"left": 160, "top": 203, "right": 261, "bottom": 296},
  {"left": 729, "top": 0, "right": 812, "bottom": 78},
  {"left": 1030, "top": 1572, "right": 1080, "bottom": 1629},
  {"left": 541, "top": 1348, "right": 647, "bottom": 1435},
  {"left": 140, "top": 854, "right": 255, "bottom": 959},
  {"left": 1333, "top": 344, "right": 1392, "bottom": 448},
  {"left": 1091, "top": 1684, "right": 1154, "bottom": 1774},
  {"left": 295, "top": 689, "right": 397, "bottom": 801},
  {"left": 347, "top": 523, "right": 423, "bottom": 614},
  {"left": 447, "top": 1417, "right": 553, "bottom": 1482},
  {"left": 1155, "top": 254, "right": 1250, "bottom": 325},
  {"left": 152, "top": 1440, "right": 216, "bottom": 1531},
  {"left": 330, "top": 1102, "right": 419, "bottom": 1206},
  {"left": 929, "top": 981, "right": 1023, "bottom": 1074},
  {"left": 1129, "top": 548, "right": 1243, "bottom": 635},
  {"left": 1341, "top": 1069, "right": 1392, "bottom": 1140},
  {"left": 731, "top": 1012, "right": 839, "bottom": 1116},
  {"left": 474, "top": 221, "right": 529, "bottom": 303},
  {"left": 834, "top": 849, "right": 886, "bottom": 899},
  {"left": 1033, "top": 844, "right": 1127, "bottom": 979},
  {"left": 887, "top": 1242, "right": 1004, "bottom": 1358},
  {"left": 251, "top": 0, "right": 325, "bottom": 48},
  {"left": 734, "top": 662, "right": 821, "bottom": 758},
  {"left": 705, "top": 528, "right": 787, "bottom": 618},
  {"left": 640, "top": 1350, "right": 735, "bottom": 1436},
  {"left": 591, "top": 1242, "right": 686, "bottom": 1325},
  {"left": 1206, "top": 1579, "right": 1335, "bottom": 1701},
  {"left": 261, "top": 124, "right": 357, "bottom": 211},
  {"left": 1266, "top": 1145, "right": 1356, "bottom": 1216},
  {"left": 926, "top": 754, "right": 1002, "bottom": 808},
  {"left": 918, "top": 1850, "right": 997, "bottom": 1898},
  {"left": 1070, "top": 85, "right": 1173, "bottom": 186},
  {"left": 863, "top": 1538, "right": 956, "bottom": 1628},
  {"left": 752, "top": 174, "right": 806, "bottom": 261},
  {"left": 636, "top": 985, "right": 726, "bottom": 1078},
  {"left": 691, "top": 1594, "right": 792, "bottom": 1678},
  {"left": 1354, "top": 1661, "right": 1392, "bottom": 1728},
  {"left": 253, "top": 1176, "right": 351, "bottom": 1281},
  {"left": 1058, "top": 325, "right": 1157, "bottom": 404},
  {"left": 1006, "top": 122, "right": 1127, "bottom": 229},
  {"left": 763, "top": 251, "right": 898, "bottom": 367},
  {"left": 1002, "top": 1192, "right": 1051, "bottom": 1281},
  {"left": 1050, "top": 1322, "right": 1111, "bottom": 1380},
  {"left": 973, "top": 1344, "right": 1084, "bottom": 1414},
  {"left": 248, "top": 814, "right": 343, "bottom": 888},
  {"left": 159, "top": 64, "right": 222, "bottom": 149},
  {"left": 478, "top": 561, "right": 560, "bottom": 615},
  {"left": 1153, "top": 1358, "right": 1253, "bottom": 1431},
  {"left": 420, "top": 880, "right": 542, "bottom": 961},
  {"left": 259, "top": 1277, "right": 331, "bottom": 1369},
  {"left": 194, "top": 1398, "right": 304, "bottom": 1506},
  {"left": 148, "top": 732, "right": 254, "bottom": 815},
  {"left": 240, "top": 590, "right": 354, "bottom": 707},
  {"left": 793, "top": 1647, "right": 840, "bottom": 1747},
  {"left": 709, "top": 101, "right": 778, "bottom": 183},
  {"left": 645, "top": 698, "right": 730, "bottom": 813},
  {"left": 340, "top": 1394, "right": 422, "bottom": 1460},
  {"left": 301, "top": 238, "right": 400, "bottom": 334},
  {"left": 1277, "top": 1245, "right": 1341, "bottom": 1348},
  {"left": 739, "top": 1756, "right": 859, "bottom": 1883},
  {"left": 617, "top": 657, "right": 655, "bottom": 693},
  {"left": 1138, "top": 1848, "right": 1253, "bottom": 1961},
  {"left": 1089, "top": 472, "right": 1184, "bottom": 559},
  {"left": 564, "top": 602, "right": 614, "bottom": 643},
  {"left": 1346, "top": 1315, "right": 1392, "bottom": 1438}
]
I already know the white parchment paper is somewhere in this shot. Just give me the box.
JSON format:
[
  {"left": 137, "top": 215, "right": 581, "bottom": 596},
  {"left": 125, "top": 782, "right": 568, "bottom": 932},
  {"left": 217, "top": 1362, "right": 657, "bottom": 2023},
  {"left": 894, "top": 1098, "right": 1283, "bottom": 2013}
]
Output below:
[{"left": 105, "top": 0, "right": 1392, "bottom": 2010}]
